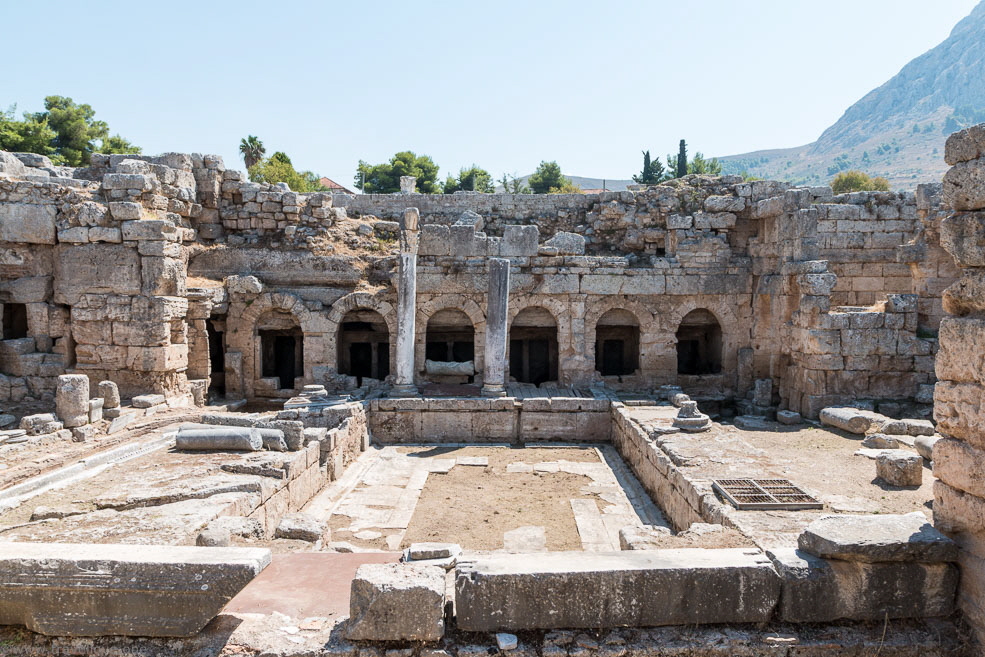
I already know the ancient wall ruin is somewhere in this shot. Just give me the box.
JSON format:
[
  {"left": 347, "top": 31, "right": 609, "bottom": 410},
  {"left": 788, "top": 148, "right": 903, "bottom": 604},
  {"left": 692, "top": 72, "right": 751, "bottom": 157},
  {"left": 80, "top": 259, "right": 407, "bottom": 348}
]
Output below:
[
  {"left": 0, "top": 147, "right": 960, "bottom": 418},
  {"left": 931, "top": 123, "right": 985, "bottom": 641}
]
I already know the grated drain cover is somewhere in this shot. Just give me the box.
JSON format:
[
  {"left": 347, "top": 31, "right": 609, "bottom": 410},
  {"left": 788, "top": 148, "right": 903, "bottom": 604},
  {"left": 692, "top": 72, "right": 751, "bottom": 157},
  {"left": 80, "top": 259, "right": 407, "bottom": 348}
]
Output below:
[{"left": 713, "top": 478, "right": 823, "bottom": 510}]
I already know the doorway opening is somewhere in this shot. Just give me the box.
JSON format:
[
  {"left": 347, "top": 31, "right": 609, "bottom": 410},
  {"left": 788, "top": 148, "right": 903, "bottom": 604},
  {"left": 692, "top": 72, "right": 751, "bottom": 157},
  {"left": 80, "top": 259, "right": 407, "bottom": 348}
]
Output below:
[
  {"left": 676, "top": 309, "right": 722, "bottom": 375},
  {"left": 338, "top": 309, "right": 390, "bottom": 386},
  {"left": 509, "top": 307, "right": 558, "bottom": 385},
  {"left": 595, "top": 308, "right": 640, "bottom": 377}
]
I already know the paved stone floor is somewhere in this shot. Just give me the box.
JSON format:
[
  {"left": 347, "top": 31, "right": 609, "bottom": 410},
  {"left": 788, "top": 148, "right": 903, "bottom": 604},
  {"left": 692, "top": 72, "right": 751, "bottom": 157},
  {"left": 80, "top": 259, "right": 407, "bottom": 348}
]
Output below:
[{"left": 305, "top": 444, "right": 668, "bottom": 552}]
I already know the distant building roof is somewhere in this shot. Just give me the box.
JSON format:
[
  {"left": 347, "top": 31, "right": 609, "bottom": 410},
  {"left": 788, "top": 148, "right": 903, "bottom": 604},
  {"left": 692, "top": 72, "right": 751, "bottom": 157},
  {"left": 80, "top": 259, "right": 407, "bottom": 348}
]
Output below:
[{"left": 319, "top": 177, "right": 355, "bottom": 194}]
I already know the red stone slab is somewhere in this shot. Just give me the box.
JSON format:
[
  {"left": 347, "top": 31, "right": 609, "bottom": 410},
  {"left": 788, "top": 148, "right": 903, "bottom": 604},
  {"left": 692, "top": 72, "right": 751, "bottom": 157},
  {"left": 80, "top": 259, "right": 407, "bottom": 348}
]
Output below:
[{"left": 224, "top": 552, "right": 400, "bottom": 619}]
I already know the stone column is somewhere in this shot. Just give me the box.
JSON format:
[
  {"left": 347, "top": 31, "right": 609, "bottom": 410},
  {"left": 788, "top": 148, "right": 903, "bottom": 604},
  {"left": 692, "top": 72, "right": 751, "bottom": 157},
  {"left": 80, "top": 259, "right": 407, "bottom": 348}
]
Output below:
[
  {"left": 482, "top": 258, "right": 510, "bottom": 397},
  {"left": 391, "top": 208, "right": 420, "bottom": 397}
]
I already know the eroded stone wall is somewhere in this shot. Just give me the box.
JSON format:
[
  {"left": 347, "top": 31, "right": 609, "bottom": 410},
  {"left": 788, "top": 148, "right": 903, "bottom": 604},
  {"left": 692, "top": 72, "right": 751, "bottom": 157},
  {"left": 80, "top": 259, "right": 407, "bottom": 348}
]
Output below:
[{"left": 932, "top": 123, "right": 985, "bottom": 639}]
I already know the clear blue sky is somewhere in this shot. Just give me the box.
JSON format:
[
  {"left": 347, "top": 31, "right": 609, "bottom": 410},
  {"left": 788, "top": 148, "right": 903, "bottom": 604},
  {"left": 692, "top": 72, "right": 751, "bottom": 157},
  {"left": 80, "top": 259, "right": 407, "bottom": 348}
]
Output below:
[{"left": 2, "top": 0, "right": 980, "bottom": 185}]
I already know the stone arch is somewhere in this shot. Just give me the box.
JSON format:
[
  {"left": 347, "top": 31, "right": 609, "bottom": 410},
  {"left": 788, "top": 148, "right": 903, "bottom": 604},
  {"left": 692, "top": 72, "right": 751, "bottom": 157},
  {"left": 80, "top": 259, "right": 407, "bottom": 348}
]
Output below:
[
  {"left": 584, "top": 297, "right": 659, "bottom": 378},
  {"left": 667, "top": 299, "right": 740, "bottom": 391},
  {"left": 324, "top": 292, "right": 397, "bottom": 376},
  {"left": 235, "top": 292, "right": 321, "bottom": 397},
  {"left": 507, "top": 296, "right": 571, "bottom": 385},
  {"left": 416, "top": 295, "right": 486, "bottom": 378}
]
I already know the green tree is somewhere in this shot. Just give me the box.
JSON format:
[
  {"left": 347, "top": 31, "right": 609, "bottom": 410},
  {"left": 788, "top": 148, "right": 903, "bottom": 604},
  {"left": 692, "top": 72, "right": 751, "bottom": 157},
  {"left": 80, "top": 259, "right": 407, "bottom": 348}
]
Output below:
[
  {"left": 355, "top": 151, "right": 441, "bottom": 194},
  {"left": 528, "top": 160, "right": 571, "bottom": 194},
  {"left": 633, "top": 150, "right": 667, "bottom": 185},
  {"left": 830, "top": 170, "right": 891, "bottom": 194},
  {"left": 0, "top": 106, "right": 57, "bottom": 157},
  {"left": 32, "top": 96, "right": 109, "bottom": 166},
  {"left": 249, "top": 151, "right": 327, "bottom": 192},
  {"left": 498, "top": 173, "right": 531, "bottom": 194},
  {"left": 443, "top": 165, "right": 494, "bottom": 193},
  {"left": 688, "top": 152, "right": 722, "bottom": 175},
  {"left": 239, "top": 135, "right": 266, "bottom": 170},
  {"left": 99, "top": 134, "right": 141, "bottom": 156},
  {"left": 676, "top": 139, "right": 688, "bottom": 178},
  {"left": 1, "top": 97, "right": 138, "bottom": 165}
]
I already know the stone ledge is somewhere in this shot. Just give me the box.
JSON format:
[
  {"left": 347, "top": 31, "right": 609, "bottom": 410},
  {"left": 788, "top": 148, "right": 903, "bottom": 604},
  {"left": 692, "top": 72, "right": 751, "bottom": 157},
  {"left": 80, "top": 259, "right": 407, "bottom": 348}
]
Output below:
[
  {"left": 0, "top": 542, "right": 270, "bottom": 637},
  {"left": 455, "top": 549, "right": 780, "bottom": 631}
]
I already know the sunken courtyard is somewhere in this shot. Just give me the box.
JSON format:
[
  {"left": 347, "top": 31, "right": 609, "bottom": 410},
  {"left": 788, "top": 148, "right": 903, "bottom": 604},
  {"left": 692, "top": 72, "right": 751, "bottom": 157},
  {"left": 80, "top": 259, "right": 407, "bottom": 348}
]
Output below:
[{"left": 1, "top": 125, "right": 985, "bottom": 655}]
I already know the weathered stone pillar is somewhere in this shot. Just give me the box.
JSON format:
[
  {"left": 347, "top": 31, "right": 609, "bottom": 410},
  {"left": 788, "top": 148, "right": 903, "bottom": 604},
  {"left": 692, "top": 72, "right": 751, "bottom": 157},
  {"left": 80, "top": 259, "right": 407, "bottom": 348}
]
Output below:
[
  {"left": 392, "top": 208, "right": 420, "bottom": 397},
  {"left": 482, "top": 258, "right": 510, "bottom": 397}
]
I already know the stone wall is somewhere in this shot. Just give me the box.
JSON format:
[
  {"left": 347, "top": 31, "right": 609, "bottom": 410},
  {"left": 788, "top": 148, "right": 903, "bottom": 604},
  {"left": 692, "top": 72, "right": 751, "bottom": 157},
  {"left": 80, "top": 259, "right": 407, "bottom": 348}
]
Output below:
[
  {"left": 367, "top": 397, "right": 611, "bottom": 444},
  {"left": 931, "top": 123, "right": 985, "bottom": 641}
]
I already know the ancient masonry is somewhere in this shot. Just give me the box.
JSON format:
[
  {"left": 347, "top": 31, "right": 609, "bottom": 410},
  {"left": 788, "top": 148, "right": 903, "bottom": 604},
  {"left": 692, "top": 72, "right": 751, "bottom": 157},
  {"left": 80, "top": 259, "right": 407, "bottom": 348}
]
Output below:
[{"left": 0, "top": 129, "right": 984, "bottom": 654}]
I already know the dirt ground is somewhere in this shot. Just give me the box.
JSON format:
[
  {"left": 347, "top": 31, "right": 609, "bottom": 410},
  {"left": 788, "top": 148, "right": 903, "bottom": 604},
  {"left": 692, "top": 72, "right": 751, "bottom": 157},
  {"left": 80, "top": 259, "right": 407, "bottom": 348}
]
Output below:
[
  {"left": 325, "top": 444, "right": 655, "bottom": 552},
  {"left": 732, "top": 424, "right": 934, "bottom": 517},
  {"left": 401, "top": 466, "right": 591, "bottom": 550}
]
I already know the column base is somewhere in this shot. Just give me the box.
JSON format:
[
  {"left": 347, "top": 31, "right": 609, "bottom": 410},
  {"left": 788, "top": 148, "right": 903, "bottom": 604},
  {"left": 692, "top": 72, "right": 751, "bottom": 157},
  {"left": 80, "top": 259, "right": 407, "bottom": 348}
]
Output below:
[
  {"left": 390, "top": 384, "right": 419, "bottom": 398},
  {"left": 481, "top": 384, "right": 507, "bottom": 397}
]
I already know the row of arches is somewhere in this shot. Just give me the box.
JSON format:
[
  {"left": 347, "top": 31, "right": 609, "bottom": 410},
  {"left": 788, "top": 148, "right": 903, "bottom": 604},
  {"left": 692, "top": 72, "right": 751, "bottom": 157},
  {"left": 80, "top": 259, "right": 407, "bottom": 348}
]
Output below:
[
  {"left": 333, "top": 306, "right": 723, "bottom": 386},
  {"left": 216, "top": 291, "right": 730, "bottom": 397}
]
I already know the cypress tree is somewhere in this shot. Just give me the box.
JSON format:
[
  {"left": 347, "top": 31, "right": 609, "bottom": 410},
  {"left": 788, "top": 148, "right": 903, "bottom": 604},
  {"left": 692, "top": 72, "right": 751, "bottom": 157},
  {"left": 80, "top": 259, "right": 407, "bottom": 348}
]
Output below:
[{"left": 676, "top": 139, "right": 688, "bottom": 178}]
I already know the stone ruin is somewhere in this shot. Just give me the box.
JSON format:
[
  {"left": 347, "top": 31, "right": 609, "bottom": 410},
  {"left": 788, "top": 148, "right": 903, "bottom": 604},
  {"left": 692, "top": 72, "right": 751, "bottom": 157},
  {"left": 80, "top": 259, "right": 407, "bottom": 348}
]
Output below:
[{"left": 0, "top": 129, "right": 983, "bottom": 654}]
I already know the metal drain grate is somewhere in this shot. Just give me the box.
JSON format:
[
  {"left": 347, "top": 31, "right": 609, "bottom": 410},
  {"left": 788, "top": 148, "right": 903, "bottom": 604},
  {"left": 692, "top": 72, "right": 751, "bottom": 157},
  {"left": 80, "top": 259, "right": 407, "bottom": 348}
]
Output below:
[{"left": 713, "top": 478, "right": 823, "bottom": 510}]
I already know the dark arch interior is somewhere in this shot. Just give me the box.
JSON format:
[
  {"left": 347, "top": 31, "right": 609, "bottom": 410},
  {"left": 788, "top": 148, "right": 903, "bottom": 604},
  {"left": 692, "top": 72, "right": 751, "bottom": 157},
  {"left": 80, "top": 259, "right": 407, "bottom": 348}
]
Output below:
[
  {"left": 509, "top": 307, "right": 558, "bottom": 385},
  {"left": 338, "top": 309, "right": 390, "bottom": 386},
  {"left": 676, "top": 309, "right": 722, "bottom": 375},
  {"left": 595, "top": 308, "right": 640, "bottom": 377}
]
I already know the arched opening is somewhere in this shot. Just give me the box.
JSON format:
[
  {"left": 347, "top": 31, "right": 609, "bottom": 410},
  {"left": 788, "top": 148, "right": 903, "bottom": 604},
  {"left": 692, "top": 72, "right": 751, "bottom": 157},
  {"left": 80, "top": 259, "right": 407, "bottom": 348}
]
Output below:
[
  {"left": 509, "top": 307, "right": 558, "bottom": 385},
  {"left": 676, "top": 309, "right": 722, "bottom": 375},
  {"left": 595, "top": 308, "right": 640, "bottom": 377},
  {"left": 338, "top": 309, "right": 390, "bottom": 386},
  {"left": 257, "top": 310, "right": 303, "bottom": 390},
  {"left": 425, "top": 309, "right": 475, "bottom": 382}
]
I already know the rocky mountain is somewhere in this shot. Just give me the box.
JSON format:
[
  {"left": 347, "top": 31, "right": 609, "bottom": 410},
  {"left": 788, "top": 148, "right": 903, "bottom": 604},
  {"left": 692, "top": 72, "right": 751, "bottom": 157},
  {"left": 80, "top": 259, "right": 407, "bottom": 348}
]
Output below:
[{"left": 720, "top": 2, "right": 985, "bottom": 189}]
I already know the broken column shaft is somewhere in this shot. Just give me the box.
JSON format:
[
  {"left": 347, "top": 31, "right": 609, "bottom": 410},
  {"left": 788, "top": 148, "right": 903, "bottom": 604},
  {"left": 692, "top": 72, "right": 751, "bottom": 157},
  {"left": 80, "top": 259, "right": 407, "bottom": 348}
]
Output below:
[
  {"left": 482, "top": 257, "right": 510, "bottom": 397},
  {"left": 392, "top": 208, "right": 420, "bottom": 397}
]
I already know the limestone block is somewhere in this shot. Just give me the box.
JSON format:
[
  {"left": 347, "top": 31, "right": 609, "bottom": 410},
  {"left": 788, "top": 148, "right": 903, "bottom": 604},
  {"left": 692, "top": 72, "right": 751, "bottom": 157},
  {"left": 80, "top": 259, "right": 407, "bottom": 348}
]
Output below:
[
  {"left": 346, "top": 563, "right": 445, "bottom": 641},
  {"left": 274, "top": 513, "right": 329, "bottom": 542},
  {"left": 945, "top": 124, "right": 985, "bottom": 165},
  {"left": 798, "top": 513, "right": 957, "bottom": 563},
  {"left": 225, "top": 274, "right": 263, "bottom": 295},
  {"left": 141, "top": 256, "right": 186, "bottom": 296},
  {"left": 102, "top": 173, "right": 154, "bottom": 191},
  {"left": 88, "top": 398, "right": 104, "bottom": 423},
  {"left": 55, "top": 374, "right": 90, "bottom": 428},
  {"left": 915, "top": 434, "right": 940, "bottom": 461},
  {"left": 0, "top": 203, "right": 56, "bottom": 244},
  {"left": 126, "top": 344, "right": 187, "bottom": 372},
  {"left": 132, "top": 393, "right": 166, "bottom": 408},
  {"left": 933, "top": 438, "right": 985, "bottom": 498},
  {"left": 54, "top": 244, "right": 141, "bottom": 305},
  {"left": 109, "top": 202, "right": 143, "bottom": 220},
  {"left": 704, "top": 195, "right": 746, "bottom": 213},
  {"left": 934, "top": 381, "right": 985, "bottom": 446},
  {"left": 122, "top": 220, "right": 179, "bottom": 242},
  {"left": 876, "top": 452, "right": 923, "bottom": 487},
  {"left": 99, "top": 380, "right": 121, "bottom": 408},
  {"left": 935, "top": 317, "right": 985, "bottom": 384},
  {"left": 943, "top": 270, "right": 985, "bottom": 316},
  {"left": 57, "top": 227, "right": 89, "bottom": 243},
  {"left": 767, "top": 548, "right": 957, "bottom": 622},
  {"left": 544, "top": 231, "right": 586, "bottom": 255},
  {"left": 943, "top": 160, "right": 985, "bottom": 211},
  {"left": 862, "top": 433, "right": 899, "bottom": 449},
  {"left": 0, "top": 541, "right": 269, "bottom": 637},
  {"left": 776, "top": 410, "right": 802, "bottom": 425},
  {"left": 71, "top": 425, "right": 96, "bottom": 442},
  {"left": 501, "top": 225, "right": 539, "bottom": 256},
  {"left": 941, "top": 211, "right": 985, "bottom": 267},
  {"left": 819, "top": 407, "right": 875, "bottom": 434},
  {"left": 933, "top": 480, "right": 985, "bottom": 554},
  {"left": 455, "top": 549, "right": 780, "bottom": 631},
  {"left": 175, "top": 427, "right": 262, "bottom": 451},
  {"left": 89, "top": 227, "right": 122, "bottom": 243}
]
